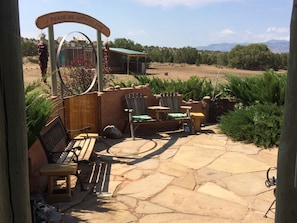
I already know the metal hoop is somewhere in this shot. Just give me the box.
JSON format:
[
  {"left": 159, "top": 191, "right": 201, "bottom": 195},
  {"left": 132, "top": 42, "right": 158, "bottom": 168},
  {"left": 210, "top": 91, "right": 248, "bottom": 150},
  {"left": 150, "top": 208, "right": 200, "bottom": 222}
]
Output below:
[{"left": 56, "top": 31, "right": 98, "bottom": 97}]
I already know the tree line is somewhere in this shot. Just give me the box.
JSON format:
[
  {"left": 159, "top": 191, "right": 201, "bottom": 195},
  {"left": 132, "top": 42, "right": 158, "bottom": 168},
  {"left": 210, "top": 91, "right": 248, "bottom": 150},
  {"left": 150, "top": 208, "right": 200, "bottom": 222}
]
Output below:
[
  {"left": 21, "top": 37, "right": 288, "bottom": 71},
  {"left": 109, "top": 38, "right": 288, "bottom": 71}
]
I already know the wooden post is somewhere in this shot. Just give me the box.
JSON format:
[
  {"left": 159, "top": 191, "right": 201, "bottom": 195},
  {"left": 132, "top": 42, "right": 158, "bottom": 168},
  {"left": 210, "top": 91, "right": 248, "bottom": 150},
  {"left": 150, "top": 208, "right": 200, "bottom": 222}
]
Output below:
[
  {"left": 137, "top": 57, "right": 139, "bottom": 73},
  {"left": 97, "top": 31, "right": 103, "bottom": 91},
  {"left": 0, "top": 0, "right": 32, "bottom": 222},
  {"left": 276, "top": 1, "right": 297, "bottom": 221},
  {"left": 127, "top": 56, "right": 130, "bottom": 74}
]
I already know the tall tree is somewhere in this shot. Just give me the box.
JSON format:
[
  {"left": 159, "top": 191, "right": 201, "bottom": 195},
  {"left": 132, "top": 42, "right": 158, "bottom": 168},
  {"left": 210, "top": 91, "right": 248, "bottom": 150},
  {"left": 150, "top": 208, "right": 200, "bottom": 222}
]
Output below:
[
  {"left": 0, "top": 1, "right": 32, "bottom": 222},
  {"left": 276, "top": 1, "right": 297, "bottom": 222}
]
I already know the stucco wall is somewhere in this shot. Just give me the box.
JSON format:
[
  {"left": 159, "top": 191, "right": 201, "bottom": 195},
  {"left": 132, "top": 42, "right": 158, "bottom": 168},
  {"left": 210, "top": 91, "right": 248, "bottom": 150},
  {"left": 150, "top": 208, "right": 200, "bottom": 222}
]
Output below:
[
  {"left": 98, "top": 86, "right": 209, "bottom": 134},
  {"left": 60, "top": 86, "right": 209, "bottom": 135}
]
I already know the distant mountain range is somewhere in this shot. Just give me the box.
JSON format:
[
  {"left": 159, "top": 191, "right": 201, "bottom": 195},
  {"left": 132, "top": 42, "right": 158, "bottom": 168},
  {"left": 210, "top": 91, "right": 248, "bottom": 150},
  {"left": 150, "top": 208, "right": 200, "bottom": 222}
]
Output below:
[{"left": 197, "top": 40, "right": 289, "bottom": 53}]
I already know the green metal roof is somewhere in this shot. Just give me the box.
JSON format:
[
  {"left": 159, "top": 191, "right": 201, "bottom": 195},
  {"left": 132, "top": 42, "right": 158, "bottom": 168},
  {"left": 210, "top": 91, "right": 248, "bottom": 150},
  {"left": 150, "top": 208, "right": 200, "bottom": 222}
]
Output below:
[{"left": 109, "top": 48, "right": 147, "bottom": 57}]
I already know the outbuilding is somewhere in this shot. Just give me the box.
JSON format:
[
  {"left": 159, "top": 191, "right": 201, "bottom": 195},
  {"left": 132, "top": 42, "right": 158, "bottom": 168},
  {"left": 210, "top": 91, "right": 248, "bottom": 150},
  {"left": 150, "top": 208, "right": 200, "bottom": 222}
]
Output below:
[{"left": 59, "top": 46, "right": 147, "bottom": 74}]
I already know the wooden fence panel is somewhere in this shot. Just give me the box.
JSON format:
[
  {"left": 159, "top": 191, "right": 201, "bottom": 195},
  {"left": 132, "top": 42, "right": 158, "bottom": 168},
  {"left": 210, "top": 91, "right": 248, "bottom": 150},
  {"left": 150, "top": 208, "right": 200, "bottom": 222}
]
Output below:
[{"left": 64, "top": 92, "right": 99, "bottom": 138}]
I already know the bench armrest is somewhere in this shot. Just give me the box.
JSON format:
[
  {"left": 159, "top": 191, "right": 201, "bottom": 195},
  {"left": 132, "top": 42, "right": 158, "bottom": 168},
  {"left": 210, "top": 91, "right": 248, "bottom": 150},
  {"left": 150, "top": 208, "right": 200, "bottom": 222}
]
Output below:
[
  {"left": 124, "top": 109, "right": 134, "bottom": 123},
  {"left": 65, "top": 146, "right": 82, "bottom": 162},
  {"left": 124, "top": 108, "right": 133, "bottom": 113},
  {"left": 65, "top": 146, "right": 82, "bottom": 152},
  {"left": 180, "top": 105, "right": 192, "bottom": 110},
  {"left": 66, "top": 126, "right": 92, "bottom": 139},
  {"left": 180, "top": 106, "right": 192, "bottom": 117},
  {"left": 66, "top": 126, "right": 91, "bottom": 133}
]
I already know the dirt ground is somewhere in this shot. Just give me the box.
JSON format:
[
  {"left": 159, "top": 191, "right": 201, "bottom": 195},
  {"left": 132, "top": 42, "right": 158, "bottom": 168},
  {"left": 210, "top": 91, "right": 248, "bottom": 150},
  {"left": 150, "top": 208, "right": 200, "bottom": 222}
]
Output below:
[
  {"left": 22, "top": 59, "right": 265, "bottom": 85},
  {"left": 144, "top": 62, "right": 262, "bottom": 82}
]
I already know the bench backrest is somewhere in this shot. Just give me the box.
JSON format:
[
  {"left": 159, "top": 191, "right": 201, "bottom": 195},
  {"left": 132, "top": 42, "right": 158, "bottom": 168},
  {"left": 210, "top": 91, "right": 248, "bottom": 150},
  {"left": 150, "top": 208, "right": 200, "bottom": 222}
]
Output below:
[
  {"left": 39, "top": 116, "right": 69, "bottom": 163},
  {"left": 125, "top": 92, "right": 148, "bottom": 115}
]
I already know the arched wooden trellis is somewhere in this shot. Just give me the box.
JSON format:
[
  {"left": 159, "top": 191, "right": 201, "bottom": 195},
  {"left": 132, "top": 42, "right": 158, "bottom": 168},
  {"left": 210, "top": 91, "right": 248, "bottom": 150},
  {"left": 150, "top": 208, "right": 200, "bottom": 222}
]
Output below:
[{"left": 35, "top": 11, "right": 110, "bottom": 95}]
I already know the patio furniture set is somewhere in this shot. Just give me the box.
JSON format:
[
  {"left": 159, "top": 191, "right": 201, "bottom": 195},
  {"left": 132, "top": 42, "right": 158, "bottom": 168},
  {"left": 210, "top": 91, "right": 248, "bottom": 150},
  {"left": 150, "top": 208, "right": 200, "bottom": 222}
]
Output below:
[
  {"left": 32, "top": 92, "right": 205, "bottom": 203},
  {"left": 124, "top": 92, "right": 205, "bottom": 140}
]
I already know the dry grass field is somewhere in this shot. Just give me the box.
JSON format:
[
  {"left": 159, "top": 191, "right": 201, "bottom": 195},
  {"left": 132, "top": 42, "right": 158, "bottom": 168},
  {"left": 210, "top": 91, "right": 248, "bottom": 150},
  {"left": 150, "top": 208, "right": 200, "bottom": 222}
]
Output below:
[{"left": 22, "top": 58, "right": 267, "bottom": 85}]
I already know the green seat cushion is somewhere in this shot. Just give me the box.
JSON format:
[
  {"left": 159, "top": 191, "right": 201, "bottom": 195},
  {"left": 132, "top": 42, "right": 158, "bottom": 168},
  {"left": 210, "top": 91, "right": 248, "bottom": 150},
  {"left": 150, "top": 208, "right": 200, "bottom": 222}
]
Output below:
[
  {"left": 168, "top": 113, "right": 187, "bottom": 119},
  {"left": 132, "top": 115, "right": 152, "bottom": 121}
]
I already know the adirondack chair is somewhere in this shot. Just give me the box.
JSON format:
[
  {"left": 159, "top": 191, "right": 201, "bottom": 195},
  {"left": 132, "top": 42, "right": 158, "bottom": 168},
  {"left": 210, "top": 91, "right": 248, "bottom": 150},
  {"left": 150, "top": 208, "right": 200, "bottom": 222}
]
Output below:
[
  {"left": 159, "top": 92, "right": 193, "bottom": 133},
  {"left": 124, "top": 92, "right": 156, "bottom": 140}
]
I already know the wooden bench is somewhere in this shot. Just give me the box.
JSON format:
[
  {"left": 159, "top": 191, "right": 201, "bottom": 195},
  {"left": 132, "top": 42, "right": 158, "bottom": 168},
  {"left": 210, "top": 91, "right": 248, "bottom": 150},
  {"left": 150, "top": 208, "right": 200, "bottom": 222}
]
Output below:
[{"left": 38, "top": 115, "right": 98, "bottom": 193}]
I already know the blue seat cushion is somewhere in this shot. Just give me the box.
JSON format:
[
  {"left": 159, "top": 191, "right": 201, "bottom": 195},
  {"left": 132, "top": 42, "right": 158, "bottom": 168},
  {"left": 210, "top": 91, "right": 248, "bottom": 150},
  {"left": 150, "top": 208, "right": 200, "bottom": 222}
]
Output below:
[
  {"left": 168, "top": 113, "right": 187, "bottom": 119},
  {"left": 132, "top": 115, "right": 152, "bottom": 121}
]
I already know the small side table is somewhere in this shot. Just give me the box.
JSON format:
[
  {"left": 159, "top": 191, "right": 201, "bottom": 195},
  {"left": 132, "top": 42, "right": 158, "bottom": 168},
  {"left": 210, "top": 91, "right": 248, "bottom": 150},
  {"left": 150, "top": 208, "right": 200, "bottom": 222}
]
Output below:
[
  {"left": 190, "top": 112, "right": 205, "bottom": 133},
  {"left": 148, "top": 106, "right": 170, "bottom": 120},
  {"left": 40, "top": 163, "right": 78, "bottom": 203}
]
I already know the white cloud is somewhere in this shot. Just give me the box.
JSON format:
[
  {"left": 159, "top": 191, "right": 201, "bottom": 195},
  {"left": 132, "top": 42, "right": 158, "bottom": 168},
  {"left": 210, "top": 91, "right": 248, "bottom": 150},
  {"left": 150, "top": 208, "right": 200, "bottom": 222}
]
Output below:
[
  {"left": 220, "top": 28, "right": 235, "bottom": 35},
  {"left": 279, "top": 35, "right": 290, "bottom": 41},
  {"left": 133, "top": 0, "right": 238, "bottom": 8},
  {"left": 244, "top": 30, "right": 253, "bottom": 35},
  {"left": 252, "top": 27, "right": 290, "bottom": 42},
  {"left": 255, "top": 33, "right": 290, "bottom": 42},
  {"left": 208, "top": 28, "right": 237, "bottom": 44},
  {"left": 210, "top": 28, "right": 235, "bottom": 39},
  {"left": 266, "top": 27, "right": 288, "bottom": 33},
  {"left": 208, "top": 27, "right": 290, "bottom": 44}
]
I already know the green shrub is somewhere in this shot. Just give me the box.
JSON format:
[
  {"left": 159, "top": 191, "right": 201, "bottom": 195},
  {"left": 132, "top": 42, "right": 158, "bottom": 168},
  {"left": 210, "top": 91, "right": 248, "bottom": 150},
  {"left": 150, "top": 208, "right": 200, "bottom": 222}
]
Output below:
[
  {"left": 221, "top": 70, "right": 286, "bottom": 106},
  {"left": 182, "top": 76, "right": 214, "bottom": 101},
  {"left": 25, "top": 82, "right": 54, "bottom": 148},
  {"left": 114, "top": 75, "right": 214, "bottom": 101},
  {"left": 218, "top": 103, "right": 283, "bottom": 148}
]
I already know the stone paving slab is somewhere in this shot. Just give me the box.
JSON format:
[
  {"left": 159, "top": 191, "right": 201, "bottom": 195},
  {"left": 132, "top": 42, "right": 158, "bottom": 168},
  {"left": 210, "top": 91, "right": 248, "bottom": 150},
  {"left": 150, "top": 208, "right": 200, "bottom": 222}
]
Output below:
[
  {"left": 172, "top": 171, "right": 196, "bottom": 190},
  {"left": 63, "top": 195, "right": 137, "bottom": 223},
  {"left": 139, "top": 213, "right": 237, "bottom": 223},
  {"left": 188, "top": 133, "right": 227, "bottom": 147},
  {"left": 197, "top": 182, "right": 247, "bottom": 206},
  {"left": 222, "top": 172, "right": 269, "bottom": 196},
  {"left": 158, "top": 160, "right": 191, "bottom": 177},
  {"left": 134, "top": 158, "right": 160, "bottom": 170},
  {"left": 172, "top": 145, "right": 225, "bottom": 169},
  {"left": 253, "top": 149, "right": 278, "bottom": 167},
  {"left": 208, "top": 152, "right": 270, "bottom": 174},
  {"left": 226, "top": 142, "right": 262, "bottom": 155},
  {"left": 135, "top": 200, "right": 173, "bottom": 214},
  {"left": 117, "top": 172, "right": 174, "bottom": 199},
  {"left": 150, "top": 185, "right": 247, "bottom": 221}
]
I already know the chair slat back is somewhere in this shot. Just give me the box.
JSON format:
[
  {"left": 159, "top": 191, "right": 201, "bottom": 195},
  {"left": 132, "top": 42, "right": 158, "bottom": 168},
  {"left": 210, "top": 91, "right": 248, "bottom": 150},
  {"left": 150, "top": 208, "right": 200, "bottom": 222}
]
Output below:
[
  {"left": 125, "top": 93, "right": 148, "bottom": 115},
  {"left": 159, "top": 92, "right": 181, "bottom": 113}
]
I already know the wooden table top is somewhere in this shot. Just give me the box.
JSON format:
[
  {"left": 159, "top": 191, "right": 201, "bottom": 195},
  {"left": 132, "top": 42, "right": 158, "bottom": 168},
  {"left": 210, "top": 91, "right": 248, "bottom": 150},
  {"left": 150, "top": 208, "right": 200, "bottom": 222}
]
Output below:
[{"left": 148, "top": 106, "right": 170, "bottom": 110}]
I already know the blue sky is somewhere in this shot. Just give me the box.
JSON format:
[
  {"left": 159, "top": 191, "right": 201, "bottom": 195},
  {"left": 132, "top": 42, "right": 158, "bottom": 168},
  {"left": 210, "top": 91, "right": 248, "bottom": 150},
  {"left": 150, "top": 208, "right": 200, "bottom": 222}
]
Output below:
[{"left": 18, "top": 0, "right": 292, "bottom": 48}]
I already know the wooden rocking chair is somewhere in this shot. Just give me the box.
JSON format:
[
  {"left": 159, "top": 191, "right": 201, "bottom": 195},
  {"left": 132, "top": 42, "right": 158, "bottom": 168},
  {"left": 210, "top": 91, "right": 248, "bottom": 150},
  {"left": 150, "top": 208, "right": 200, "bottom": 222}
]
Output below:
[
  {"left": 124, "top": 92, "right": 156, "bottom": 140},
  {"left": 159, "top": 92, "right": 194, "bottom": 133}
]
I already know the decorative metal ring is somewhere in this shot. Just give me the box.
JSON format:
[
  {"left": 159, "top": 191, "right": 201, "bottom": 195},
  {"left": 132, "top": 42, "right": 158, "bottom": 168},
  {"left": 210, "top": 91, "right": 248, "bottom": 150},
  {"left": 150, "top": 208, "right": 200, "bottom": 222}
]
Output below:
[{"left": 56, "top": 31, "right": 97, "bottom": 97}]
